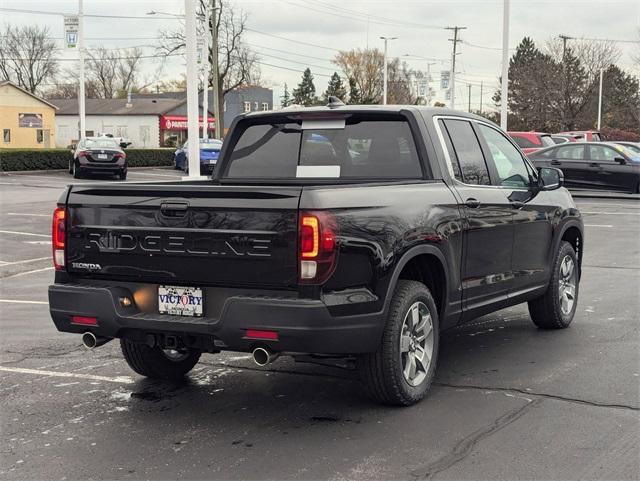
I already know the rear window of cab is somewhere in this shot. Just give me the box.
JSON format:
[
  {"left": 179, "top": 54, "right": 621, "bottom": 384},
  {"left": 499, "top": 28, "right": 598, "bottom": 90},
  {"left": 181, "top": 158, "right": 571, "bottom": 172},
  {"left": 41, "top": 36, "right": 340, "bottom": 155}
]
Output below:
[{"left": 223, "top": 114, "right": 424, "bottom": 180}]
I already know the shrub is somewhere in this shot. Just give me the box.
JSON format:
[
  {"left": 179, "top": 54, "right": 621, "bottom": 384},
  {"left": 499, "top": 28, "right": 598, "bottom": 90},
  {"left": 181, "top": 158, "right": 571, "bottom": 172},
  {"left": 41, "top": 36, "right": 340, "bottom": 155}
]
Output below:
[
  {"left": 600, "top": 128, "right": 640, "bottom": 142},
  {"left": 0, "top": 148, "right": 174, "bottom": 172}
]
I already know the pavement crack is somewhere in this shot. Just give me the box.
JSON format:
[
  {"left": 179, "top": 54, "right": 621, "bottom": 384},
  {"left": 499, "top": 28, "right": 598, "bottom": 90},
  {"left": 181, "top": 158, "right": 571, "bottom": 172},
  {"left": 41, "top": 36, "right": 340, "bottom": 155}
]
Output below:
[
  {"left": 435, "top": 382, "right": 639, "bottom": 411},
  {"left": 410, "top": 398, "right": 542, "bottom": 479}
]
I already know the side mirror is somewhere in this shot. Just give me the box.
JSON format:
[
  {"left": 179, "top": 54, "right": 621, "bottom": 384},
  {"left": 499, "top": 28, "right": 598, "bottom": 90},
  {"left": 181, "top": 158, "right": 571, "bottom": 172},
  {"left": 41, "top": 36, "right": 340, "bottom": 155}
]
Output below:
[
  {"left": 537, "top": 167, "right": 564, "bottom": 191},
  {"left": 614, "top": 157, "right": 626, "bottom": 165}
]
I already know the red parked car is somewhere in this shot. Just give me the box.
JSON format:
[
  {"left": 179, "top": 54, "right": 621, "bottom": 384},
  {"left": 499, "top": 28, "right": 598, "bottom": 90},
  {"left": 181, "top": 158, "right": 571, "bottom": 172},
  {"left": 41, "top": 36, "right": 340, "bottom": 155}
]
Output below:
[
  {"left": 558, "top": 130, "right": 603, "bottom": 142},
  {"left": 508, "top": 131, "right": 556, "bottom": 155}
]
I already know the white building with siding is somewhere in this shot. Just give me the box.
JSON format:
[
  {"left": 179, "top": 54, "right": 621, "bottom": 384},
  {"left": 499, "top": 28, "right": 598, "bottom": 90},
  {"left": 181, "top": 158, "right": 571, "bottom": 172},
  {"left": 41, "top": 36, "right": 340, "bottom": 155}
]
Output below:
[{"left": 51, "top": 98, "right": 184, "bottom": 148}]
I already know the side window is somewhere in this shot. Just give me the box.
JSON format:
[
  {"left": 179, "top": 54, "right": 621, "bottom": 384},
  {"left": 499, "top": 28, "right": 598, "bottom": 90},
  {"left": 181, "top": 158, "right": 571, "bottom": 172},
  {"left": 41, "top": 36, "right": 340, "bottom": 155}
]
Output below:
[
  {"left": 557, "top": 145, "right": 585, "bottom": 160},
  {"left": 535, "top": 147, "right": 556, "bottom": 158},
  {"left": 511, "top": 136, "right": 537, "bottom": 149},
  {"left": 478, "top": 124, "right": 531, "bottom": 188},
  {"left": 441, "top": 119, "right": 490, "bottom": 185},
  {"left": 589, "top": 145, "right": 617, "bottom": 162},
  {"left": 438, "top": 119, "right": 462, "bottom": 181}
]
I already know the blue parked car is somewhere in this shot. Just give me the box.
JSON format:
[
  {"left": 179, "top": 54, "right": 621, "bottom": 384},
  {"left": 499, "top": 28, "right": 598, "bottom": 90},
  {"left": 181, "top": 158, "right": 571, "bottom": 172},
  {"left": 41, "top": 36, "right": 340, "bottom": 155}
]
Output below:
[{"left": 174, "top": 139, "right": 223, "bottom": 175}]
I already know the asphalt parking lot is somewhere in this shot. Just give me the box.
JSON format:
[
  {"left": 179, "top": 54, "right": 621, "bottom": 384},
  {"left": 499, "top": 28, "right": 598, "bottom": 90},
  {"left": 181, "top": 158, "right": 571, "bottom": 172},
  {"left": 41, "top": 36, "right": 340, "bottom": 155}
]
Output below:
[{"left": 0, "top": 169, "right": 638, "bottom": 480}]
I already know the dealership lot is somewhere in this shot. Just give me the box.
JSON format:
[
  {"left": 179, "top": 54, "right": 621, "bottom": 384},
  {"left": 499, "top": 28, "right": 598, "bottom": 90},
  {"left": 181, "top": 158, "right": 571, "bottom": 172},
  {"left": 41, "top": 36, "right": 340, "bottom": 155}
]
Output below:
[{"left": 0, "top": 170, "right": 638, "bottom": 480}]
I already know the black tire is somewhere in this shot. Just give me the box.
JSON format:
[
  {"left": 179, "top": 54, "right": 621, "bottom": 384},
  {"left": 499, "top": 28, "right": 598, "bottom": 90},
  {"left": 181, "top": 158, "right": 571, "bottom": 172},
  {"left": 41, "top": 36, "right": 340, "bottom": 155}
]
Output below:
[
  {"left": 120, "top": 339, "right": 201, "bottom": 381},
  {"left": 528, "top": 241, "right": 579, "bottom": 329},
  {"left": 358, "top": 280, "right": 439, "bottom": 406},
  {"left": 72, "top": 161, "right": 82, "bottom": 179},
  {"left": 68, "top": 160, "right": 73, "bottom": 174},
  {"left": 118, "top": 170, "right": 127, "bottom": 180}
]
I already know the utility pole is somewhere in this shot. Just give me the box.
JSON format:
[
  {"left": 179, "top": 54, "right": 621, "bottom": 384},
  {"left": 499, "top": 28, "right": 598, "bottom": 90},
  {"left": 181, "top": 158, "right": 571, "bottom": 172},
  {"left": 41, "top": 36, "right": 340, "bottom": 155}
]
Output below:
[
  {"left": 211, "top": 0, "right": 222, "bottom": 139},
  {"left": 446, "top": 26, "right": 466, "bottom": 110},
  {"left": 559, "top": 34, "right": 572, "bottom": 60},
  {"left": 479, "top": 80, "right": 483, "bottom": 114},
  {"left": 558, "top": 34, "right": 573, "bottom": 129},
  {"left": 185, "top": 0, "right": 202, "bottom": 178},
  {"left": 500, "top": 0, "right": 509, "bottom": 130},
  {"left": 78, "top": 0, "right": 86, "bottom": 141},
  {"left": 597, "top": 68, "right": 604, "bottom": 130},
  {"left": 201, "top": 5, "right": 210, "bottom": 140},
  {"left": 380, "top": 36, "right": 397, "bottom": 105}
]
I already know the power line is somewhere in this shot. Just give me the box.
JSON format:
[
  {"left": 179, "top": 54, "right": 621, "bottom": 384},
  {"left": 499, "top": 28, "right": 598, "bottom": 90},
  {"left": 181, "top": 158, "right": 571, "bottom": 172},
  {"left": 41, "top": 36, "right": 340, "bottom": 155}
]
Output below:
[
  {"left": 281, "top": 0, "right": 444, "bottom": 30},
  {"left": 244, "top": 27, "right": 339, "bottom": 52},
  {"left": 0, "top": 7, "right": 180, "bottom": 20}
]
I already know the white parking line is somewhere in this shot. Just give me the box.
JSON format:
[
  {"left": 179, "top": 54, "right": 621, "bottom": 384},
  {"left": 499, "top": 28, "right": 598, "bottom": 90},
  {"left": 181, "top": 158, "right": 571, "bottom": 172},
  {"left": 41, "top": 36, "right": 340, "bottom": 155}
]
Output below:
[
  {"left": 0, "top": 230, "right": 49, "bottom": 237},
  {"left": 5, "top": 266, "right": 53, "bottom": 278},
  {"left": 0, "top": 366, "right": 134, "bottom": 384},
  {"left": 0, "top": 256, "right": 50, "bottom": 266},
  {"left": 7, "top": 213, "right": 50, "bottom": 217},
  {"left": 0, "top": 299, "right": 48, "bottom": 305},
  {"left": 127, "top": 171, "right": 180, "bottom": 178},
  {"left": 584, "top": 224, "right": 613, "bottom": 228},
  {"left": 581, "top": 211, "right": 640, "bottom": 216}
]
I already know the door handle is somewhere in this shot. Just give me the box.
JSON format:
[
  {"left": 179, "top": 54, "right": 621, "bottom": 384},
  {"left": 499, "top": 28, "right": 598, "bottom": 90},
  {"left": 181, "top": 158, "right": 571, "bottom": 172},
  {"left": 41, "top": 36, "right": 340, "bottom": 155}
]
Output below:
[
  {"left": 465, "top": 198, "right": 481, "bottom": 208},
  {"left": 550, "top": 160, "right": 561, "bottom": 166},
  {"left": 160, "top": 201, "right": 189, "bottom": 217}
]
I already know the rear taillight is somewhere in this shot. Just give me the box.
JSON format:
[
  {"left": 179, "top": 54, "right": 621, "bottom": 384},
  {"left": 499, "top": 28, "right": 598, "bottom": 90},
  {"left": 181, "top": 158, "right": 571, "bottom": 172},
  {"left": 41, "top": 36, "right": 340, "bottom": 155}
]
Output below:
[
  {"left": 76, "top": 150, "right": 88, "bottom": 157},
  {"left": 299, "top": 211, "right": 338, "bottom": 284},
  {"left": 113, "top": 153, "right": 126, "bottom": 159},
  {"left": 52, "top": 207, "right": 66, "bottom": 270}
]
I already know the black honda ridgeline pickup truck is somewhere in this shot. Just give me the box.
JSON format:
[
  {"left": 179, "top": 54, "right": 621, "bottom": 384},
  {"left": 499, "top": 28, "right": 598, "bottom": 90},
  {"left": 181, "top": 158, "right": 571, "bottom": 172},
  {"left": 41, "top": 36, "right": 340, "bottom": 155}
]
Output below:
[{"left": 49, "top": 105, "right": 583, "bottom": 405}]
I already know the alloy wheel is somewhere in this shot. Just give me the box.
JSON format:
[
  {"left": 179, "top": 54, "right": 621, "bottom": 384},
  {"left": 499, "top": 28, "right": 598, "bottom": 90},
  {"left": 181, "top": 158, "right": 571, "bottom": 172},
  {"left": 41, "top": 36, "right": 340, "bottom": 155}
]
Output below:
[
  {"left": 558, "top": 255, "right": 577, "bottom": 315},
  {"left": 399, "top": 301, "right": 434, "bottom": 387}
]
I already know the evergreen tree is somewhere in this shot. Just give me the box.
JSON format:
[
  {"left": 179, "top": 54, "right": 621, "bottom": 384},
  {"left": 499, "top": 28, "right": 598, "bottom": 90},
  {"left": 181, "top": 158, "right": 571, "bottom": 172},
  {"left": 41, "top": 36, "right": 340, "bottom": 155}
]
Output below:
[
  {"left": 323, "top": 72, "right": 347, "bottom": 102},
  {"left": 281, "top": 83, "right": 291, "bottom": 107},
  {"left": 348, "top": 77, "right": 362, "bottom": 104},
  {"left": 292, "top": 68, "right": 317, "bottom": 106}
]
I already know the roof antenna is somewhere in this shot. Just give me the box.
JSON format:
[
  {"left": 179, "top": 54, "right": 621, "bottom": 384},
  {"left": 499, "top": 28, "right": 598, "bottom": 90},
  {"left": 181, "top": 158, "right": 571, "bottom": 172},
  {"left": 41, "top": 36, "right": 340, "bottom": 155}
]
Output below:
[{"left": 327, "top": 96, "right": 345, "bottom": 109}]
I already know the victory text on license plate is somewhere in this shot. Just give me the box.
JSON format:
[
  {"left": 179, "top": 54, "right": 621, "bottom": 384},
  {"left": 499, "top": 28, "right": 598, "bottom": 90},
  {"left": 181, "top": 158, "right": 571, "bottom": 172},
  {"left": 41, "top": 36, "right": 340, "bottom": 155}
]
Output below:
[{"left": 158, "top": 286, "right": 203, "bottom": 317}]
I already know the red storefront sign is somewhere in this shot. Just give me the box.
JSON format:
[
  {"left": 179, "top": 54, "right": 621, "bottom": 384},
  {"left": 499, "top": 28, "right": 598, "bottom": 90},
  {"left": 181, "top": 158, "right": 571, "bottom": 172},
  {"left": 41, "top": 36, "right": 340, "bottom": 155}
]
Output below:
[{"left": 160, "top": 115, "right": 215, "bottom": 130}]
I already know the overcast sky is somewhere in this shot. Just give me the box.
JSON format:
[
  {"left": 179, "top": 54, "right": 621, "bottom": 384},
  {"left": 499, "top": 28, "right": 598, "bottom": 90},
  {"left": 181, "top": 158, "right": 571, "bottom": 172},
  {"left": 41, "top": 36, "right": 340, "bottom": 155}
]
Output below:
[{"left": 3, "top": 0, "right": 639, "bottom": 109}]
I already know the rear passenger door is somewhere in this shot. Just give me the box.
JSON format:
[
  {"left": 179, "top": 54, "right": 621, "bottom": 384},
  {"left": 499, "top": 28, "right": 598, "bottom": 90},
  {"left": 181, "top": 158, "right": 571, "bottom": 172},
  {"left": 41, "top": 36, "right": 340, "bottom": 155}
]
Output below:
[
  {"left": 438, "top": 118, "right": 514, "bottom": 313},
  {"left": 550, "top": 145, "right": 589, "bottom": 189},
  {"left": 475, "top": 123, "right": 555, "bottom": 294},
  {"left": 587, "top": 144, "right": 636, "bottom": 192}
]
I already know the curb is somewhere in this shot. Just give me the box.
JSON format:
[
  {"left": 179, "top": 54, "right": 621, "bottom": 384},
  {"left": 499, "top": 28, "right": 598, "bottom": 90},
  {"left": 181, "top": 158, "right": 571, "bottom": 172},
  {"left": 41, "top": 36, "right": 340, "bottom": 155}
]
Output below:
[
  {"left": 571, "top": 191, "right": 640, "bottom": 201},
  {"left": 0, "top": 166, "right": 174, "bottom": 175}
]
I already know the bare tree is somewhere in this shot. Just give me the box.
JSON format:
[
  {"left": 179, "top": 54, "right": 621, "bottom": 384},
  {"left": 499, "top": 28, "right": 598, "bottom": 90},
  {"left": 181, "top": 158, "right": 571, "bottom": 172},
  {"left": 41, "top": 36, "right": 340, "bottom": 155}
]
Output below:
[
  {"left": 158, "top": 0, "right": 261, "bottom": 125},
  {"left": 333, "top": 48, "right": 384, "bottom": 103},
  {"left": 0, "top": 24, "right": 58, "bottom": 93},
  {"left": 85, "top": 47, "right": 145, "bottom": 98},
  {"left": 333, "top": 49, "right": 421, "bottom": 104}
]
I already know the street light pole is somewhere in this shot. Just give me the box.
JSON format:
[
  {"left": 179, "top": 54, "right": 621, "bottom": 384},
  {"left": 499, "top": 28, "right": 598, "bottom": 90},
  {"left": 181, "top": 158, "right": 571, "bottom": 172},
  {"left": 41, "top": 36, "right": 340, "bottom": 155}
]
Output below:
[
  {"left": 597, "top": 68, "right": 604, "bottom": 130},
  {"left": 380, "top": 36, "right": 397, "bottom": 105},
  {"left": 211, "top": 0, "right": 221, "bottom": 139},
  {"left": 185, "top": 0, "right": 202, "bottom": 178},
  {"left": 78, "top": 0, "right": 86, "bottom": 141},
  {"left": 202, "top": 5, "right": 210, "bottom": 141},
  {"left": 500, "top": 0, "right": 510, "bottom": 130}
]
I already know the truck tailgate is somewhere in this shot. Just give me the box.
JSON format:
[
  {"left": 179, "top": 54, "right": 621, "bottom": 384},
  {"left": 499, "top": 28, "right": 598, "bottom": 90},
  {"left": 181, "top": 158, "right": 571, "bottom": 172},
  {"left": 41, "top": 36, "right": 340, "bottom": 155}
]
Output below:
[{"left": 65, "top": 183, "right": 301, "bottom": 288}]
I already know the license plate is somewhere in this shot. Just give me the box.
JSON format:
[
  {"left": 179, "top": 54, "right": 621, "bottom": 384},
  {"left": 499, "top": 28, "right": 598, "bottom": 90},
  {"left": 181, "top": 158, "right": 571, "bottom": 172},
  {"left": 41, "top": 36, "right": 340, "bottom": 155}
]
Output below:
[
  {"left": 158, "top": 286, "right": 203, "bottom": 317},
  {"left": 97, "top": 154, "right": 108, "bottom": 159}
]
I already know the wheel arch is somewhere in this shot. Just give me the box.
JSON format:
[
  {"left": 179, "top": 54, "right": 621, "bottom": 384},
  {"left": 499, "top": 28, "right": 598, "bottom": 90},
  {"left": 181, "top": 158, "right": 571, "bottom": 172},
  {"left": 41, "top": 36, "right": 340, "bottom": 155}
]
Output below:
[
  {"left": 556, "top": 220, "right": 584, "bottom": 278},
  {"left": 383, "top": 245, "right": 449, "bottom": 322}
]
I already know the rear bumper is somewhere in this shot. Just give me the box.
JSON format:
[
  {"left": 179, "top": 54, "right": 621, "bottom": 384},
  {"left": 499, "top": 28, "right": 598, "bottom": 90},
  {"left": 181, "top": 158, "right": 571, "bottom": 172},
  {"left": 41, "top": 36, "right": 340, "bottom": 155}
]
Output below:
[{"left": 48, "top": 283, "right": 383, "bottom": 354}]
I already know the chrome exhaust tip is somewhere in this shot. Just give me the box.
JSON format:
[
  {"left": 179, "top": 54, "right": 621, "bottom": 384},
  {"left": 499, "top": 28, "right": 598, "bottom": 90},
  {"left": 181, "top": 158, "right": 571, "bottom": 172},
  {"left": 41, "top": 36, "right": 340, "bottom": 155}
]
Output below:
[
  {"left": 252, "top": 347, "right": 278, "bottom": 366},
  {"left": 82, "top": 332, "right": 111, "bottom": 349}
]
